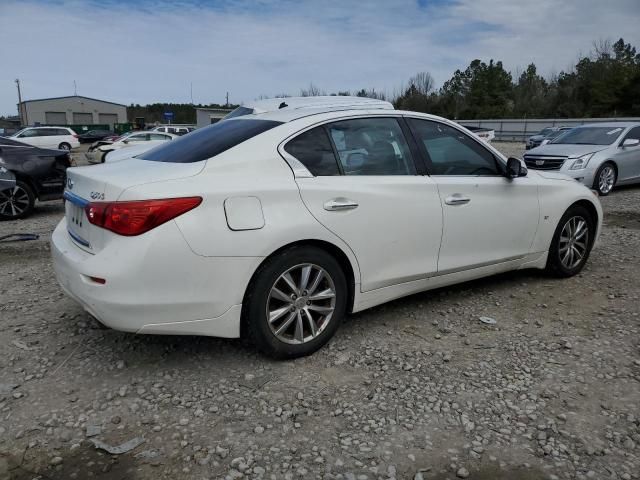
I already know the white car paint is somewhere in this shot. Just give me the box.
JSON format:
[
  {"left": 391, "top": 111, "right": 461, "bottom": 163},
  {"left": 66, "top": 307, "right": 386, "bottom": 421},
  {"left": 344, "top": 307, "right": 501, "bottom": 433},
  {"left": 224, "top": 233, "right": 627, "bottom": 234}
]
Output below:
[
  {"left": 10, "top": 126, "right": 79, "bottom": 150},
  {"left": 85, "top": 132, "right": 177, "bottom": 164},
  {"left": 104, "top": 142, "right": 165, "bottom": 163},
  {"left": 51, "top": 106, "right": 602, "bottom": 347}
]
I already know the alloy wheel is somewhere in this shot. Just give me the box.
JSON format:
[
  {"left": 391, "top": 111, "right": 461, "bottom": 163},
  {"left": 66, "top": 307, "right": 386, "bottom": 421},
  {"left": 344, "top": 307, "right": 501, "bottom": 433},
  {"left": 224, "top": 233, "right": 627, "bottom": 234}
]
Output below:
[
  {"left": 0, "top": 185, "right": 30, "bottom": 218},
  {"left": 558, "top": 216, "right": 589, "bottom": 270},
  {"left": 266, "top": 263, "right": 336, "bottom": 345},
  {"left": 598, "top": 166, "right": 615, "bottom": 194}
]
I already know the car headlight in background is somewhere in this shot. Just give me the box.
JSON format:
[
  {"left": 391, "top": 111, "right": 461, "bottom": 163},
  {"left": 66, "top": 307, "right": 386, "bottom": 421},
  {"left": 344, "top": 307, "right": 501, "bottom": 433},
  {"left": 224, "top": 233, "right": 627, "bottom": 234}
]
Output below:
[{"left": 570, "top": 153, "right": 594, "bottom": 170}]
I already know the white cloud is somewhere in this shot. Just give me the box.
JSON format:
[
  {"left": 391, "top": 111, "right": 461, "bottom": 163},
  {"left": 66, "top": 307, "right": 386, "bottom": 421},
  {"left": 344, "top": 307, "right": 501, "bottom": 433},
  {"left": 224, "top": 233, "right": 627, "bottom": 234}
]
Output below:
[{"left": 0, "top": 0, "right": 638, "bottom": 115}]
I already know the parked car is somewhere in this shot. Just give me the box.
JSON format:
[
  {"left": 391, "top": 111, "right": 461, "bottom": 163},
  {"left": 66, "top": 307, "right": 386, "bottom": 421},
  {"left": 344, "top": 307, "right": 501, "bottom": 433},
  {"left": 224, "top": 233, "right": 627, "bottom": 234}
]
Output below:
[
  {"left": 461, "top": 125, "right": 496, "bottom": 143},
  {"left": 152, "top": 125, "right": 196, "bottom": 135},
  {"left": 526, "top": 127, "right": 569, "bottom": 150},
  {"left": 52, "top": 105, "right": 602, "bottom": 358},
  {"left": 77, "top": 129, "right": 114, "bottom": 144},
  {"left": 539, "top": 127, "right": 573, "bottom": 146},
  {"left": 524, "top": 122, "right": 640, "bottom": 195},
  {"left": 223, "top": 96, "right": 394, "bottom": 120},
  {"left": 8, "top": 126, "right": 79, "bottom": 151},
  {"left": 85, "top": 131, "right": 177, "bottom": 164},
  {"left": 103, "top": 142, "right": 161, "bottom": 163},
  {"left": 0, "top": 137, "right": 71, "bottom": 219}
]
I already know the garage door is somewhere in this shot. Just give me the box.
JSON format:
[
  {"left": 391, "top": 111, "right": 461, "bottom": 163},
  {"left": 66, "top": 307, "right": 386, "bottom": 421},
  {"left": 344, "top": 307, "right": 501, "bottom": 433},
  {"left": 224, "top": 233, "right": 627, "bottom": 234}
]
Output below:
[
  {"left": 98, "top": 113, "right": 118, "bottom": 128},
  {"left": 73, "top": 112, "right": 93, "bottom": 124},
  {"left": 45, "top": 112, "right": 67, "bottom": 125}
]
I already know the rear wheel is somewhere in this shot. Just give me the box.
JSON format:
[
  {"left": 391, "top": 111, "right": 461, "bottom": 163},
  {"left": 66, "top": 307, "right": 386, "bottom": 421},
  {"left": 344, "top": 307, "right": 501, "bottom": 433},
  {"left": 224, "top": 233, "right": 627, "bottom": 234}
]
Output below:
[
  {"left": 58, "top": 142, "right": 71, "bottom": 151},
  {"left": 0, "top": 180, "right": 36, "bottom": 220},
  {"left": 244, "top": 246, "right": 347, "bottom": 359},
  {"left": 593, "top": 162, "right": 616, "bottom": 196},
  {"left": 545, "top": 205, "right": 594, "bottom": 277}
]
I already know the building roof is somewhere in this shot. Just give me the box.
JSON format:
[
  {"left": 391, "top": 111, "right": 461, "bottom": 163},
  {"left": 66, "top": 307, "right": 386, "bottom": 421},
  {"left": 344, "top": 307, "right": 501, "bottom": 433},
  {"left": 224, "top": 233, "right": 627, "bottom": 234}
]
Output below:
[{"left": 20, "top": 95, "right": 127, "bottom": 107}]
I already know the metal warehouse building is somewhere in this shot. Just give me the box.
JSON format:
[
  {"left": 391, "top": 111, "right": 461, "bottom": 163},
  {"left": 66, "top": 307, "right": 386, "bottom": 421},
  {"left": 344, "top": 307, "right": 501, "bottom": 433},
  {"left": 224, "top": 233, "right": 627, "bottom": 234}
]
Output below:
[{"left": 18, "top": 95, "right": 127, "bottom": 129}]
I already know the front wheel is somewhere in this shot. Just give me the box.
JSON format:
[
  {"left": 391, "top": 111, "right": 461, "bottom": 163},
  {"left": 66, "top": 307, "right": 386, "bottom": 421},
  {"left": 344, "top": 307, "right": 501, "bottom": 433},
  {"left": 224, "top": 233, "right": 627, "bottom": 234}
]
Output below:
[
  {"left": 0, "top": 180, "right": 36, "bottom": 220},
  {"left": 244, "top": 246, "right": 347, "bottom": 359},
  {"left": 593, "top": 162, "right": 616, "bottom": 196},
  {"left": 545, "top": 205, "right": 595, "bottom": 277}
]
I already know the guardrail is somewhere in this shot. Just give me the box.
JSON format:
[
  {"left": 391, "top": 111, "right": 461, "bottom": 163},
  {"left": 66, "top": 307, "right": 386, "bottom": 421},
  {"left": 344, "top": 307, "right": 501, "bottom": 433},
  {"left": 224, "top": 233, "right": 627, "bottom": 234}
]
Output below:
[{"left": 459, "top": 117, "right": 640, "bottom": 142}]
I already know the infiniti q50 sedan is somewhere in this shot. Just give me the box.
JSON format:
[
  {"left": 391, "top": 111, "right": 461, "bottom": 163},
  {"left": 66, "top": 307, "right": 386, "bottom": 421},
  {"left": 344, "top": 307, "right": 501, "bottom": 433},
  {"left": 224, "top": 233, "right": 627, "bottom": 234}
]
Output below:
[{"left": 52, "top": 106, "right": 602, "bottom": 358}]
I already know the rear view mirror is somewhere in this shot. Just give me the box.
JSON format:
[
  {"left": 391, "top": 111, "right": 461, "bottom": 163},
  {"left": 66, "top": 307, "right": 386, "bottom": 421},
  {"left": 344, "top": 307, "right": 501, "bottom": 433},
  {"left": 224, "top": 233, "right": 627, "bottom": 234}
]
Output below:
[
  {"left": 622, "top": 138, "right": 640, "bottom": 148},
  {"left": 506, "top": 157, "right": 527, "bottom": 179}
]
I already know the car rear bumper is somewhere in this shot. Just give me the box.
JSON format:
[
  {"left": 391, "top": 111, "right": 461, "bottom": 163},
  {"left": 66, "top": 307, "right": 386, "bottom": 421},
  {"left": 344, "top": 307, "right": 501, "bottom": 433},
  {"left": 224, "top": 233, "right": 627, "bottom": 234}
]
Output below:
[{"left": 51, "top": 218, "right": 263, "bottom": 338}]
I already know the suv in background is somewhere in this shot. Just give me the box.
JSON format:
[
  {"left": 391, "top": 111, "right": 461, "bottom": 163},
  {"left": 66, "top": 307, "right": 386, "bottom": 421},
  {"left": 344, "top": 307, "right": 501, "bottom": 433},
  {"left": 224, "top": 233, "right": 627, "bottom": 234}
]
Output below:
[
  {"left": 9, "top": 127, "right": 79, "bottom": 151},
  {"left": 152, "top": 125, "right": 195, "bottom": 135},
  {"left": 526, "top": 127, "right": 569, "bottom": 150}
]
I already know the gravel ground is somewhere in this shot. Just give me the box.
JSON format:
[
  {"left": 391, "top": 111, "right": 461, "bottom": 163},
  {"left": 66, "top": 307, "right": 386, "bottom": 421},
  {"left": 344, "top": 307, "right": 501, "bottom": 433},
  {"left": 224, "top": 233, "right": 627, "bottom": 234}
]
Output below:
[{"left": 1, "top": 142, "right": 639, "bottom": 480}]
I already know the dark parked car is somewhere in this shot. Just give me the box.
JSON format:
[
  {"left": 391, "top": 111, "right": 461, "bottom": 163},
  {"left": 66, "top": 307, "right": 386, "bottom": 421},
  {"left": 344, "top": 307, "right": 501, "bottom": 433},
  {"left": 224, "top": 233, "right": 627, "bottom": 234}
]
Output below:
[
  {"left": 77, "top": 129, "right": 114, "bottom": 144},
  {"left": 0, "top": 137, "right": 71, "bottom": 220}
]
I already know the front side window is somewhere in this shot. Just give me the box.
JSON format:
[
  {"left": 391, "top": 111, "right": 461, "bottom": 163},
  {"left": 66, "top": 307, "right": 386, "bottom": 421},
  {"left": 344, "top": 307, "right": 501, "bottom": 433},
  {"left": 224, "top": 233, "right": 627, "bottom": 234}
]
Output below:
[
  {"left": 149, "top": 133, "right": 170, "bottom": 141},
  {"left": 408, "top": 119, "right": 500, "bottom": 176},
  {"left": 283, "top": 127, "right": 340, "bottom": 176},
  {"left": 623, "top": 126, "right": 640, "bottom": 142},
  {"left": 327, "top": 118, "right": 416, "bottom": 175},
  {"left": 128, "top": 134, "right": 149, "bottom": 142}
]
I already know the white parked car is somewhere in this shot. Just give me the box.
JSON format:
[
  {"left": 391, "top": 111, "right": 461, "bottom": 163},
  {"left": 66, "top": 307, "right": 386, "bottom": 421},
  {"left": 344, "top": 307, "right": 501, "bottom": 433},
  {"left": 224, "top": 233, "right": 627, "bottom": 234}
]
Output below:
[
  {"left": 52, "top": 105, "right": 602, "bottom": 358},
  {"left": 152, "top": 125, "right": 196, "bottom": 135},
  {"left": 9, "top": 126, "right": 79, "bottom": 151},
  {"left": 85, "top": 131, "right": 177, "bottom": 164}
]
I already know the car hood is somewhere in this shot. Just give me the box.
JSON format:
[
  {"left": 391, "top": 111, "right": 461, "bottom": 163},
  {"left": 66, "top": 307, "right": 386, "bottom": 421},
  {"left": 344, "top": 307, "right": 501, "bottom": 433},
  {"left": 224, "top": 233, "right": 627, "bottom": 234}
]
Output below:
[{"left": 526, "top": 144, "right": 608, "bottom": 157}]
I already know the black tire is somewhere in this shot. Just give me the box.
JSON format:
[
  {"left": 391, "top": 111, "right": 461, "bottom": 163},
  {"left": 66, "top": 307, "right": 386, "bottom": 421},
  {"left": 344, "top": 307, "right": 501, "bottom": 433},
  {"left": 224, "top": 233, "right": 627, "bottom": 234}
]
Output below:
[
  {"left": 243, "top": 246, "right": 347, "bottom": 359},
  {"left": 101, "top": 150, "right": 111, "bottom": 163},
  {"left": 0, "top": 180, "right": 36, "bottom": 220},
  {"left": 58, "top": 142, "right": 71, "bottom": 151},
  {"left": 545, "top": 205, "right": 595, "bottom": 278},
  {"left": 592, "top": 162, "right": 617, "bottom": 196}
]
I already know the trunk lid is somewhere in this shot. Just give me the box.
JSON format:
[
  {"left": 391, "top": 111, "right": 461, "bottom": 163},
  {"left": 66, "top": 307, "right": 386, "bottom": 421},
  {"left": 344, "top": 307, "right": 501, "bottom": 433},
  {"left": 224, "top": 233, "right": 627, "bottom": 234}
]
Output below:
[{"left": 64, "top": 159, "right": 205, "bottom": 253}]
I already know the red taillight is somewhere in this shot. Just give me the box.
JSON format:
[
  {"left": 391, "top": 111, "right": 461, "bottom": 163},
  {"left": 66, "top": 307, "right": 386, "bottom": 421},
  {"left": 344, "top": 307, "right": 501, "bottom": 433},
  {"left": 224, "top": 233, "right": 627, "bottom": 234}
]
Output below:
[{"left": 85, "top": 197, "right": 202, "bottom": 236}]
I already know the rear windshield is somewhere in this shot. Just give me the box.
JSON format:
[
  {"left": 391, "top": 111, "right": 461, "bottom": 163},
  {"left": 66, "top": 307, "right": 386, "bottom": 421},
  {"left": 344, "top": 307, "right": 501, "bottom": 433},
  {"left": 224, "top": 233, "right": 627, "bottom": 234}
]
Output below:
[
  {"left": 138, "top": 119, "right": 282, "bottom": 163},
  {"left": 553, "top": 126, "right": 624, "bottom": 145}
]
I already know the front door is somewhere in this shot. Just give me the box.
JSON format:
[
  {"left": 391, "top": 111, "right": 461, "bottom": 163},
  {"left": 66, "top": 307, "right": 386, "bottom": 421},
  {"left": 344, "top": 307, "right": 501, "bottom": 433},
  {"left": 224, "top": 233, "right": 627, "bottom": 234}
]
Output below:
[
  {"left": 615, "top": 126, "right": 640, "bottom": 182},
  {"left": 286, "top": 116, "right": 443, "bottom": 292},
  {"left": 407, "top": 118, "right": 539, "bottom": 274}
]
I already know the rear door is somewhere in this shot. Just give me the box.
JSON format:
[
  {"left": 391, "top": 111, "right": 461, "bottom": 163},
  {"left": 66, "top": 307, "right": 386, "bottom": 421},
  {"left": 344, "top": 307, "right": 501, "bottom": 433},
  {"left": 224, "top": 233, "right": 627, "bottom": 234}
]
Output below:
[
  {"left": 288, "top": 116, "right": 443, "bottom": 292},
  {"left": 407, "top": 118, "right": 539, "bottom": 273}
]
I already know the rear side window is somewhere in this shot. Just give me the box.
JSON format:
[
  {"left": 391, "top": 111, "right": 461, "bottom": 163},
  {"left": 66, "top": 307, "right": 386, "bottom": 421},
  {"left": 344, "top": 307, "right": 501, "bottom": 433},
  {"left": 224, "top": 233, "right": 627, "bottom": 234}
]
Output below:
[
  {"left": 139, "top": 119, "right": 282, "bottom": 163},
  {"left": 284, "top": 127, "right": 340, "bottom": 176}
]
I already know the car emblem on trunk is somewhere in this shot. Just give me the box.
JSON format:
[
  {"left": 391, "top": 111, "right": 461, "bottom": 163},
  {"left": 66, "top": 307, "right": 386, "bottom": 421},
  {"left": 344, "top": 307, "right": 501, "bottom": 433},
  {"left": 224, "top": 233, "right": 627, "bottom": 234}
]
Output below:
[
  {"left": 67, "top": 177, "right": 74, "bottom": 189},
  {"left": 536, "top": 160, "right": 545, "bottom": 166}
]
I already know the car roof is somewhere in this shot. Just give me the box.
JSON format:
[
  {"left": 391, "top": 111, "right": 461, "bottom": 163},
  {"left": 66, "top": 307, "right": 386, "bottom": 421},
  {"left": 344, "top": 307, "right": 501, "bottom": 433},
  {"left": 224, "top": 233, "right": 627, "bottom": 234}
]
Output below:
[{"left": 245, "top": 96, "right": 393, "bottom": 114}]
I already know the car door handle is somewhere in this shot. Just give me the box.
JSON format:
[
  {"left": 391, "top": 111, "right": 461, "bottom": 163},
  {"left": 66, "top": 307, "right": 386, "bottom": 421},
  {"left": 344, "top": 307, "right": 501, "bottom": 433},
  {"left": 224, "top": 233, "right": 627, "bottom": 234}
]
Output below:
[
  {"left": 445, "top": 194, "right": 471, "bottom": 206},
  {"left": 324, "top": 198, "right": 359, "bottom": 211}
]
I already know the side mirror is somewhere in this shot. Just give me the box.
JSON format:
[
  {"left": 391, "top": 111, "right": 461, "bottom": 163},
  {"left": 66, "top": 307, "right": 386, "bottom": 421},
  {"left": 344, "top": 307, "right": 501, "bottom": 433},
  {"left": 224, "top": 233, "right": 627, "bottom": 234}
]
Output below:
[
  {"left": 622, "top": 138, "right": 640, "bottom": 148},
  {"left": 506, "top": 157, "right": 527, "bottom": 179}
]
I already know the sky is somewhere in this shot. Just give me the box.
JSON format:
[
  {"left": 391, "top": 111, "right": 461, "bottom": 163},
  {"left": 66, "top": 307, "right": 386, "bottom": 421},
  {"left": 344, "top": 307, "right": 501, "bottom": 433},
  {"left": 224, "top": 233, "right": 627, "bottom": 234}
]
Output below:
[{"left": 1, "top": 0, "right": 639, "bottom": 116}]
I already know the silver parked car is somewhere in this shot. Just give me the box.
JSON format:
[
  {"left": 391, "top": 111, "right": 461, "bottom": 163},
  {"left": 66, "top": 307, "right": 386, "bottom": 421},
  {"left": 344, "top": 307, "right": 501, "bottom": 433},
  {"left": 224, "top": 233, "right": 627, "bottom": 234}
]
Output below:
[{"left": 523, "top": 122, "right": 640, "bottom": 195}]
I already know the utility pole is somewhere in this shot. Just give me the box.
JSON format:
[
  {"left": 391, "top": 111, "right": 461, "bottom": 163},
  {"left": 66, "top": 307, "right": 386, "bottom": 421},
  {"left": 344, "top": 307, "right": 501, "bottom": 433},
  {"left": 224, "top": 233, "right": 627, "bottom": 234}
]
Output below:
[
  {"left": 226, "top": 92, "right": 229, "bottom": 108},
  {"left": 15, "top": 79, "right": 27, "bottom": 126},
  {"left": 74, "top": 80, "right": 77, "bottom": 96},
  {"left": 190, "top": 82, "right": 194, "bottom": 104}
]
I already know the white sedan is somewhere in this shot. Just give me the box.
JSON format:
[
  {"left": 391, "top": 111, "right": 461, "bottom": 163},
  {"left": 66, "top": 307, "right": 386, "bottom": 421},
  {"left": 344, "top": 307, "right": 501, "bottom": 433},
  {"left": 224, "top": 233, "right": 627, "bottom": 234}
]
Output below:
[
  {"left": 52, "top": 105, "right": 602, "bottom": 358},
  {"left": 85, "top": 131, "right": 176, "bottom": 164}
]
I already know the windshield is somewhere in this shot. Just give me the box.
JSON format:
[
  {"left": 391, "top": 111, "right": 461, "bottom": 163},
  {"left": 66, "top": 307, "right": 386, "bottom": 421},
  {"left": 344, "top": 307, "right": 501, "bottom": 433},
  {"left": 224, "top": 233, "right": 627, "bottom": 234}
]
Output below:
[
  {"left": 10, "top": 128, "right": 27, "bottom": 137},
  {"left": 138, "top": 118, "right": 282, "bottom": 163},
  {"left": 552, "top": 126, "right": 624, "bottom": 145}
]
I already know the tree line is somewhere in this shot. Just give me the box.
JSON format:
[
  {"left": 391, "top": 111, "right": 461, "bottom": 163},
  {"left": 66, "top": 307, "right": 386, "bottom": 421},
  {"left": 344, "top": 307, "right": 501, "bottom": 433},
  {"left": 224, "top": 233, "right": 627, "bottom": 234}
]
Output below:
[{"left": 122, "top": 37, "right": 639, "bottom": 123}]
